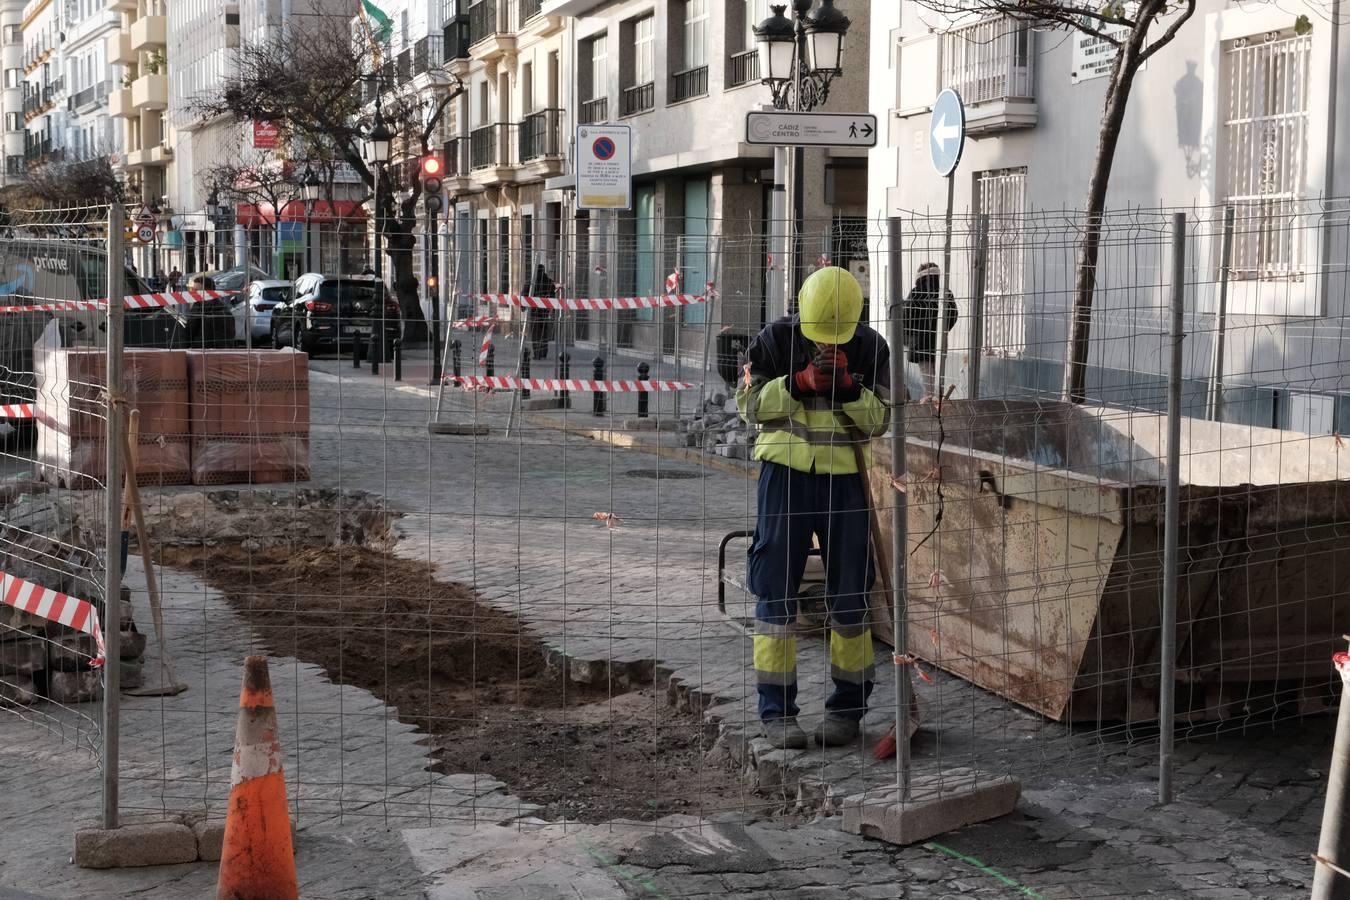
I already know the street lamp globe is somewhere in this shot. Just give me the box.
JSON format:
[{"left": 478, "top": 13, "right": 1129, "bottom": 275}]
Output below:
[
  {"left": 301, "top": 165, "right": 322, "bottom": 201},
  {"left": 753, "top": 5, "right": 795, "bottom": 88},
  {"left": 363, "top": 108, "right": 394, "bottom": 165},
  {"left": 806, "top": 0, "right": 849, "bottom": 76}
]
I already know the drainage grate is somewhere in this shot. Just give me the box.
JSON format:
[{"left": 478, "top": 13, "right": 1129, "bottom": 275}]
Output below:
[{"left": 625, "top": 469, "right": 705, "bottom": 480}]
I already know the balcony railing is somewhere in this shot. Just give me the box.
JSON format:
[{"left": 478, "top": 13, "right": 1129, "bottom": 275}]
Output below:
[
  {"left": 468, "top": 0, "right": 516, "bottom": 46},
  {"left": 413, "top": 34, "right": 444, "bottom": 76},
  {"left": 579, "top": 97, "right": 608, "bottom": 125},
  {"left": 940, "top": 17, "right": 1034, "bottom": 105},
  {"left": 71, "top": 80, "right": 111, "bottom": 111},
  {"left": 396, "top": 48, "right": 411, "bottom": 83},
  {"left": 445, "top": 135, "right": 470, "bottom": 177},
  {"left": 671, "top": 65, "right": 708, "bottom": 103},
  {"left": 444, "top": 13, "right": 471, "bottom": 60},
  {"left": 469, "top": 122, "right": 516, "bottom": 170},
  {"left": 519, "top": 108, "right": 561, "bottom": 161},
  {"left": 728, "top": 48, "right": 759, "bottom": 87},
  {"left": 620, "top": 82, "right": 654, "bottom": 116}
]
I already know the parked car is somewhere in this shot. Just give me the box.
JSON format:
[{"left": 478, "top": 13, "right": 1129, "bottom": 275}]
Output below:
[
  {"left": 231, "top": 280, "right": 293, "bottom": 346},
  {"left": 269, "top": 274, "right": 400, "bottom": 356},
  {"left": 188, "top": 263, "right": 270, "bottom": 293}
]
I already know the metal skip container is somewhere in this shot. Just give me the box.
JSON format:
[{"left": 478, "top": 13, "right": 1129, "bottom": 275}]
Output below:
[{"left": 867, "top": 399, "right": 1350, "bottom": 723}]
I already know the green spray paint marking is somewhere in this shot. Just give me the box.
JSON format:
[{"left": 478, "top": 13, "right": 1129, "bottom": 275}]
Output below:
[
  {"left": 584, "top": 845, "right": 670, "bottom": 899},
  {"left": 924, "top": 841, "right": 1046, "bottom": 899}
]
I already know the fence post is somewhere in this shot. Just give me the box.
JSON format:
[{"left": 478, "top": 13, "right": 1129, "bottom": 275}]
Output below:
[
  {"left": 1312, "top": 645, "right": 1350, "bottom": 899},
  {"left": 1159, "top": 211, "right": 1187, "bottom": 805},
  {"left": 592, "top": 356, "right": 606, "bottom": 417},
  {"left": 103, "top": 201, "right": 126, "bottom": 831},
  {"left": 968, "top": 214, "right": 989, "bottom": 400},
  {"left": 1206, "top": 206, "right": 1235, "bottom": 421},
  {"left": 520, "top": 348, "right": 531, "bottom": 400},
  {"left": 637, "top": 362, "right": 650, "bottom": 418},
  {"left": 886, "top": 216, "right": 911, "bottom": 802}
]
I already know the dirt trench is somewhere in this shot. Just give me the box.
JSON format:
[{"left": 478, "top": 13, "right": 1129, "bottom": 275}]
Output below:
[{"left": 153, "top": 489, "right": 752, "bottom": 823}]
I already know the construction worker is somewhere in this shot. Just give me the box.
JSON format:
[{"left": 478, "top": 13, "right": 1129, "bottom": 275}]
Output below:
[{"left": 736, "top": 266, "right": 891, "bottom": 748}]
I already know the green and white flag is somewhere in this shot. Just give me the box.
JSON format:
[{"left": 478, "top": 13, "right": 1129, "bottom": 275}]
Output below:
[{"left": 359, "top": 0, "right": 393, "bottom": 45}]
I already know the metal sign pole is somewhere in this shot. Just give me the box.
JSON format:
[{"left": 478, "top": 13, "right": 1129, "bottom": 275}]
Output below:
[
  {"left": 1159, "top": 211, "right": 1187, "bottom": 805},
  {"left": 936, "top": 174, "right": 954, "bottom": 398}
]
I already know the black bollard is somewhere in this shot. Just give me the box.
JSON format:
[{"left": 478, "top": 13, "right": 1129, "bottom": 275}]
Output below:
[
  {"left": 557, "top": 353, "right": 570, "bottom": 403},
  {"left": 485, "top": 342, "right": 495, "bottom": 378},
  {"left": 371, "top": 330, "right": 382, "bottom": 376},
  {"left": 451, "top": 340, "right": 462, "bottom": 380},
  {"left": 520, "top": 348, "right": 531, "bottom": 399},
  {"left": 393, "top": 339, "right": 402, "bottom": 382},
  {"left": 637, "top": 362, "right": 650, "bottom": 418},
  {"left": 592, "top": 356, "right": 606, "bottom": 417},
  {"left": 352, "top": 333, "right": 364, "bottom": 369}
]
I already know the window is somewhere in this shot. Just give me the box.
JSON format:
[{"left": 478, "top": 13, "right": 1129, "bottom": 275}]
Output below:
[
  {"left": 683, "top": 0, "right": 708, "bottom": 70},
  {"left": 497, "top": 215, "right": 510, "bottom": 291},
  {"left": 940, "top": 17, "right": 1033, "bottom": 104},
  {"left": 672, "top": 0, "right": 709, "bottom": 101},
  {"left": 973, "top": 168, "right": 1028, "bottom": 357},
  {"left": 635, "top": 15, "right": 654, "bottom": 85},
  {"left": 4, "top": 112, "right": 17, "bottom": 131},
  {"left": 477, "top": 220, "right": 489, "bottom": 293},
  {"left": 4, "top": 69, "right": 19, "bottom": 88},
  {"left": 521, "top": 212, "right": 533, "bottom": 275},
  {"left": 580, "top": 34, "right": 608, "bottom": 123},
  {"left": 1221, "top": 30, "right": 1311, "bottom": 280},
  {"left": 2, "top": 25, "right": 18, "bottom": 44},
  {"left": 621, "top": 15, "right": 655, "bottom": 115},
  {"left": 729, "top": 0, "right": 766, "bottom": 85}
]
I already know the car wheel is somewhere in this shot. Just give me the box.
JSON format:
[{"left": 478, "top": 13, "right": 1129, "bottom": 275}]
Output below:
[
  {"left": 271, "top": 320, "right": 289, "bottom": 349},
  {"left": 299, "top": 330, "right": 320, "bottom": 357}
]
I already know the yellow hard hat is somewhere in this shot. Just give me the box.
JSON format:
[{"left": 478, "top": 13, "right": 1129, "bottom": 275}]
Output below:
[{"left": 797, "top": 266, "right": 863, "bottom": 345}]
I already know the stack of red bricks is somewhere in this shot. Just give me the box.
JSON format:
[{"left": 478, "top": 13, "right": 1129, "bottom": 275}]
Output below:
[
  {"left": 35, "top": 348, "right": 191, "bottom": 488},
  {"left": 187, "top": 350, "right": 310, "bottom": 485},
  {"left": 35, "top": 349, "right": 309, "bottom": 487}
]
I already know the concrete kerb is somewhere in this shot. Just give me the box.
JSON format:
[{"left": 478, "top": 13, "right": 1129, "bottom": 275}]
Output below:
[{"left": 74, "top": 812, "right": 297, "bottom": 869}]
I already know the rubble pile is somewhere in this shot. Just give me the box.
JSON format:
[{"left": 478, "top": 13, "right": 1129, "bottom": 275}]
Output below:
[
  {"left": 0, "top": 478, "right": 142, "bottom": 705},
  {"left": 679, "top": 393, "right": 754, "bottom": 460}
]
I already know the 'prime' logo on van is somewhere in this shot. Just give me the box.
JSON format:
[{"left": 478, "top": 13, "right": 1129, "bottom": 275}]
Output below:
[{"left": 32, "top": 257, "right": 70, "bottom": 273}]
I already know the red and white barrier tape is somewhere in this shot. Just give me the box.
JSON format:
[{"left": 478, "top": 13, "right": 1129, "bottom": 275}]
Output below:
[
  {"left": 452, "top": 316, "right": 499, "bottom": 330},
  {"left": 0, "top": 289, "right": 231, "bottom": 314},
  {"left": 449, "top": 375, "right": 695, "bottom": 393},
  {"left": 0, "top": 403, "right": 34, "bottom": 418},
  {"left": 1, "top": 571, "right": 105, "bottom": 666},
  {"left": 467, "top": 292, "right": 707, "bottom": 311},
  {"left": 477, "top": 319, "right": 496, "bottom": 366}
]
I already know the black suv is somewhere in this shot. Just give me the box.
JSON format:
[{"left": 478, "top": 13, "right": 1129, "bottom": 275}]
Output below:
[{"left": 269, "top": 274, "right": 400, "bottom": 356}]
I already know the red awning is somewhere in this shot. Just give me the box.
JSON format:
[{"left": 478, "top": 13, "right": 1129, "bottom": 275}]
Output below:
[
  {"left": 235, "top": 203, "right": 277, "bottom": 226},
  {"left": 279, "top": 200, "right": 368, "bottom": 223}
]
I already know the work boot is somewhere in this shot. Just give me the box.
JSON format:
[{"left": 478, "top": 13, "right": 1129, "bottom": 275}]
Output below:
[
  {"left": 761, "top": 716, "right": 809, "bottom": 750},
  {"left": 813, "top": 714, "right": 861, "bottom": 747}
]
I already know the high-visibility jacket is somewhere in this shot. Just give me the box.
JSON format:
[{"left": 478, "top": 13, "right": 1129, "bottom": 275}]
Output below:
[{"left": 736, "top": 316, "right": 891, "bottom": 475}]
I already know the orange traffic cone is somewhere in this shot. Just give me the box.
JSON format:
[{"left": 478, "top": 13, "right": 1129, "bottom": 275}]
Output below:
[{"left": 216, "top": 656, "right": 298, "bottom": 900}]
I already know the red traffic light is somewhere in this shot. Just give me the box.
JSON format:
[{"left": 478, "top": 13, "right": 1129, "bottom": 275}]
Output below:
[{"left": 421, "top": 155, "right": 443, "bottom": 177}]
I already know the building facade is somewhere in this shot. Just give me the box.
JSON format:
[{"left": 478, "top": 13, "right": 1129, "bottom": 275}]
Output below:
[
  {"left": 20, "top": 0, "right": 65, "bottom": 171},
  {"left": 63, "top": 0, "right": 121, "bottom": 164},
  {"left": 869, "top": 2, "right": 1350, "bottom": 431},
  {"left": 533, "top": 0, "right": 870, "bottom": 362},
  {"left": 1, "top": 0, "right": 22, "bottom": 183},
  {"left": 439, "top": 0, "right": 567, "bottom": 333}
]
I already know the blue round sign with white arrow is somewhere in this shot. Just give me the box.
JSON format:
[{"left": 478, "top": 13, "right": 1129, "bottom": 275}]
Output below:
[{"left": 929, "top": 88, "right": 966, "bottom": 178}]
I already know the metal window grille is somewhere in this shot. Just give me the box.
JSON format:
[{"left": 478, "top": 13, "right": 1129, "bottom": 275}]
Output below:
[
  {"left": 974, "top": 167, "right": 1028, "bottom": 357},
  {"left": 940, "top": 17, "right": 1033, "bottom": 105},
  {"left": 1221, "top": 30, "right": 1311, "bottom": 280},
  {"left": 497, "top": 215, "right": 510, "bottom": 291}
]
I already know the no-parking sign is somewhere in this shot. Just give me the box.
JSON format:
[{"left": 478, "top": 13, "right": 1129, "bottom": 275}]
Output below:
[{"left": 577, "top": 125, "right": 631, "bottom": 211}]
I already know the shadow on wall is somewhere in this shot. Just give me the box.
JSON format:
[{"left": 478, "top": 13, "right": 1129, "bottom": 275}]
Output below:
[{"left": 1175, "top": 61, "right": 1210, "bottom": 181}]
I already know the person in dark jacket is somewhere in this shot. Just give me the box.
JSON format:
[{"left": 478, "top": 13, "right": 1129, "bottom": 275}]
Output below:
[
  {"left": 903, "top": 263, "right": 957, "bottom": 399},
  {"left": 526, "top": 262, "right": 556, "bottom": 361}
]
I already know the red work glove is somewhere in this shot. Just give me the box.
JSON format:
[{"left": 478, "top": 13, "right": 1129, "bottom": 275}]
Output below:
[{"left": 793, "top": 356, "right": 834, "bottom": 395}]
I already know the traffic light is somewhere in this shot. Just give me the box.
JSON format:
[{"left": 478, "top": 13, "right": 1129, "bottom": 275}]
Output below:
[{"left": 421, "top": 154, "right": 443, "bottom": 215}]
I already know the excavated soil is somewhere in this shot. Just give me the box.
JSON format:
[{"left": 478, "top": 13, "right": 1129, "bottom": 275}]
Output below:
[{"left": 160, "top": 539, "right": 750, "bottom": 822}]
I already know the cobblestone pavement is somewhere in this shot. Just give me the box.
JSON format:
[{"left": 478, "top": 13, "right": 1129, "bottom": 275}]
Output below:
[{"left": 0, "top": 356, "right": 1337, "bottom": 897}]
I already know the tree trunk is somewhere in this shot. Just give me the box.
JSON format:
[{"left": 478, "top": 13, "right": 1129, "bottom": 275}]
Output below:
[{"left": 1062, "top": 32, "right": 1150, "bottom": 403}]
